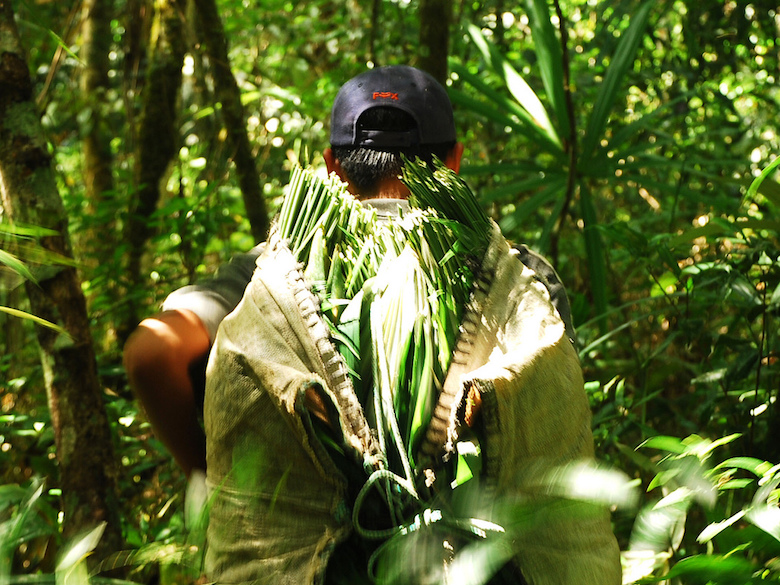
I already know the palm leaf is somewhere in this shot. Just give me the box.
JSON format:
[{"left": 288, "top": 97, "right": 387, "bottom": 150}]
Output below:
[
  {"left": 464, "top": 24, "right": 562, "bottom": 151},
  {"left": 482, "top": 172, "right": 565, "bottom": 204},
  {"left": 497, "top": 177, "right": 566, "bottom": 235},
  {"left": 524, "top": 0, "right": 570, "bottom": 137},
  {"left": 580, "top": 1, "right": 654, "bottom": 162}
]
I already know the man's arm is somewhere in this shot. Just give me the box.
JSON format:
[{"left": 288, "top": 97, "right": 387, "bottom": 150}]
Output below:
[
  {"left": 123, "top": 245, "right": 263, "bottom": 476},
  {"left": 123, "top": 309, "right": 211, "bottom": 477}
]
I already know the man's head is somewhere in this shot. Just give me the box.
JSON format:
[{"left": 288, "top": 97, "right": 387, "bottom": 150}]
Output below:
[{"left": 324, "top": 65, "right": 463, "bottom": 200}]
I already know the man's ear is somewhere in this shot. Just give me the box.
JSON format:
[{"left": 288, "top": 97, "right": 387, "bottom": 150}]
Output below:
[
  {"left": 324, "top": 148, "right": 346, "bottom": 180},
  {"left": 445, "top": 142, "right": 464, "bottom": 174},
  {"left": 324, "top": 147, "right": 359, "bottom": 195}
]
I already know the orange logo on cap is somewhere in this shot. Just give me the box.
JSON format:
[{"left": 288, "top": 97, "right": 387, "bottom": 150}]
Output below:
[{"left": 373, "top": 92, "right": 399, "bottom": 100}]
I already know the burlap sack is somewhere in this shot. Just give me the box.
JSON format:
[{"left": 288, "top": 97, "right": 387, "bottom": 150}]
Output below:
[{"left": 203, "top": 225, "right": 621, "bottom": 585}]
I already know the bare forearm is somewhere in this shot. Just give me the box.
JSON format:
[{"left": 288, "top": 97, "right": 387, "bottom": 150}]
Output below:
[{"left": 124, "top": 310, "right": 210, "bottom": 476}]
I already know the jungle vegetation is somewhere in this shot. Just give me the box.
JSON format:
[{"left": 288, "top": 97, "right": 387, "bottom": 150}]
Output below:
[{"left": 1, "top": 0, "right": 779, "bottom": 583}]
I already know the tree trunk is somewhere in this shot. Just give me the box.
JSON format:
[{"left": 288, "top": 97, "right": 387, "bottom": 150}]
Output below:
[
  {"left": 121, "top": 0, "right": 185, "bottom": 340},
  {"left": 191, "top": 0, "right": 270, "bottom": 242},
  {"left": 417, "top": 0, "right": 452, "bottom": 84},
  {"left": 80, "top": 0, "right": 116, "bottom": 234},
  {"left": 0, "top": 0, "right": 122, "bottom": 556},
  {"left": 79, "top": 0, "right": 120, "bottom": 349}
]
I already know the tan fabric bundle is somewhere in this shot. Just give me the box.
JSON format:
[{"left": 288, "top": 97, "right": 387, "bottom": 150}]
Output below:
[{"left": 203, "top": 225, "right": 621, "bottom": 585}]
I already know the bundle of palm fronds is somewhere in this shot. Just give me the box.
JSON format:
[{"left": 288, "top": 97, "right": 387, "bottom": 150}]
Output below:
[{"left": 274, "top": 159, "right": 490, "bottom": 484}]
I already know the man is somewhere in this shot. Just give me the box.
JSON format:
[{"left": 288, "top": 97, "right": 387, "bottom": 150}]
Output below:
[{"left": 124, "top": 65, "right": 619, "bottom": 584}]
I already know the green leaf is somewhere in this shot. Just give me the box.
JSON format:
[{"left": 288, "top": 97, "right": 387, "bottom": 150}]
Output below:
[
  {"left": 464, "top": 25, "right": 562, "bottom": 151},
  {"left": 449, "top": 62, "right": 539, "bottom": 130},
  {"left": 639, "top": 435, "right": 687, "bottom": 455},
  {"left": 604, "top": 95, "right": 688, "bottom": 153},
  {"left": 0, "top": 306, "right": 70, "bottom": 337},
  {"left": 715, "top": 457, "right": 774, "bottom": 477},
  {"left": 745, "top": 506, "right": 780, "bottom": 543},
  {"left": 0, "top": 249, "right": 36, "bottom": 283},
  {"left": 718, "top": 478, "right": 754, "bottom": 490},
  {"left": 56, "top": 523, "right": 106, "bottom": 572},
  {"left": 658, "top": 554, "right": 756, "bottom": 582},
  {"left": 666, "top": 222, "right": 735, "bottom": 248},
  {"left": 0, "top": 223, "right": 59, "bottom": 238},
  {"left": 524, "top": 0, "right": 569, "bottom": 137},
  {"left": 580, "top": 1, "right": 654, "bottom": 161},
  {"left": 498, "top": 179, "right": 565, "bottom": 234},
  {"left": 745, "top": 155, "right": 780, "bottom": 205},
  {"left": 697, "top": 510, "right": 746, "bottom": 543},
  {"left": 448, "top": 68, "right": 562, "bottom": 155}
]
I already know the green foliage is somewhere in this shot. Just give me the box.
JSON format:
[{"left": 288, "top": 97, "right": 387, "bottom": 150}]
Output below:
[
  {"left": 2, "top": 0, "right": 780, "bottom": 583},
  {"left": 623, "top": 434, "right": 780, "bottom": 583},
  {"left": 0, "top": 222, "right": 73, "bottom": 335}
]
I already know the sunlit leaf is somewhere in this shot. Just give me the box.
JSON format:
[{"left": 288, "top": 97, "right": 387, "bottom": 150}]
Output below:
[
  {"left": 580, "top": 1, "right": 654, "bottom": 161},
  {"left": 56, "top": 523, "right": 106, "bottom": 572},
  {"left": 658, "top": 554, "right": 756, "bottom": 583},
  {"left": 0, "top": 250, "right": 36, "bottom": 283},
  {"left": 464, "top": 25, "right": 562, "bottom": 151},
  {"left": 448, "top": 536, "right": 516, "bottom": 585},
  {"left": 715, "top": 457, "right": 774, "bottom": 478},
  {"left": 745, "top": 155, "right": 780, "bottom": 204},
  {"left": 639, "top": 436, "right": 686, "bottom": 455},
  {"left": 746, "top": 505, "right": 780, "bottom": 543},
  {"left": 697, "top": 510, "right": 746, "bottom": 543},
  {"left": 0, "top": 306, "right": 69, "bottom": 337},
  {"left": 628, "top": 497, "right": 688, "bottom": 553},
  {"left": 524, "top": 0, "right": 569, "bottom": 138},
  {"left": 448, "top": 66, "right": 562, "bottom": 155},
  {"left": 719, "top": 478, "right": 755, "bottom": 490},
  {"left": 542, "top": 461, "right": 640, "bottom": 509},
  {"left": 753, "top": 475, "right": 780, "bottom": 508},
  {"left": 0, "top": 223, "right": 59, "bottom": 238},
  {"left": 647, "top": 469, "right": 679, "bottom": 492},
  {"left": 621, "top": 549, "right": 671, "bottom": 584}
]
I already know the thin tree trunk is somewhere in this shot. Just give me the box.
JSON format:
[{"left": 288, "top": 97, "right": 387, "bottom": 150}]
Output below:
[
  {"left": 0, "top": 0, "right": 122, "bottom": 556},
  {"left": 79, "top": 0, "right": 119, "bottom": 349},
  {"left": 80, "top": 0, "right": 116, "bottom": 230},
  {"left": 368, "top": 0, "right": 381, "bottom": 65},
  {"left": 121, "top": 0, "right": 185, "bottom": 340},
  {"left": 417, "top": 0, "right": 452, "bottom": 84},
  {"left": 191, "top": 0, "right": 270, "bottom": 242}
]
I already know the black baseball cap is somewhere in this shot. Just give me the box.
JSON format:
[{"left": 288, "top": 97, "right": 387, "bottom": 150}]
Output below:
[{"left": 330, "top": 65, "right": 456, "bottom": 149}]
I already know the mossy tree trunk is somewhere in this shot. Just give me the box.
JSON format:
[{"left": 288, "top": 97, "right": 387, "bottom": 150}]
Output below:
[
  {"left": 191, "top": 0, "right": 270, "bottom": 242},
  {"left": 0, "top": 0, "right": 122, "bottom": 556}
]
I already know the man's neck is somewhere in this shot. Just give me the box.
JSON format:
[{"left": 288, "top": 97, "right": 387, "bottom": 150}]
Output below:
[{"left": 356, "top": 177, "right": 410, "bottom": 201}]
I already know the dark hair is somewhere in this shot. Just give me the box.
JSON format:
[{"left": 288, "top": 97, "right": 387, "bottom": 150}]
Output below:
[{"left": 331, "top": 107, "right": 456, "bottom": 197}]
